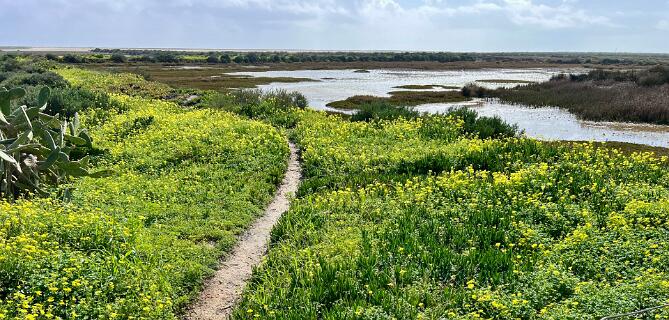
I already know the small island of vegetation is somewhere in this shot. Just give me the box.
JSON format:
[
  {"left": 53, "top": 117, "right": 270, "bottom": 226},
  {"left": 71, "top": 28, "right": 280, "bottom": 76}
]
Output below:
[{"left": 327, "top": 90, "right": 470, "bottom": 109}]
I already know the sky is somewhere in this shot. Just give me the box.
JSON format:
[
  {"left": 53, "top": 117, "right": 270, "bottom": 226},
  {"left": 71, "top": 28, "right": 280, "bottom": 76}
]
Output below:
[{"left": 1, "top": 0, "right": 668, "bottom": 52}]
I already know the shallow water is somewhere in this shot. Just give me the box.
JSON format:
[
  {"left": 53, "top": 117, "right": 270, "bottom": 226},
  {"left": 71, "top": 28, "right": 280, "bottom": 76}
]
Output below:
[
  {"left": 232, "top": 68, "right": 567, "bottom": 111},
  {"left": 416, "top": 100, "right": 669, "bottom": 148},
  {"left": 233, "top": 68, "right": 669, "bottom": 147}
]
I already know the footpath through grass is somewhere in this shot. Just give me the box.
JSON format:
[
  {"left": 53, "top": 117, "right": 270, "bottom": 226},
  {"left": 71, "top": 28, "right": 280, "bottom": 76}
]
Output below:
[
  {"left": 4, "top": 64, "right": 669, "bottom": 320},
  {"left": 0, "top": 68, "right": 288, "bottom": 319},
  {"left": 230, "top": 108, "right": 669, "bottom": 319}
]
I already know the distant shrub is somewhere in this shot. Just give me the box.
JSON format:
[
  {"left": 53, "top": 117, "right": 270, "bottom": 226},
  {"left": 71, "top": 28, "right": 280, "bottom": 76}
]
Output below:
[
  {"left": 461, "top": 84, "right": 490, "bottom": 98},
  {"left": 62, "top": 54, "right": 83, "bottom": 63},
  {"left": 153, "top": 52, "right": 180, "bottom": 63},
  {"left": 561, "top": 66, "right": 669, "bottom": 87},
  {"left": 220, "top": 54, "right": 232, "bottom": 63},
  {"left": 110, "top": 53, "right": 127, "bottom": 63},
  {"left": 206, "top": 54, "right": 219, "bottom": 63},
  {"left": 232, "top": 55, "right": 246, "bottom": 63},
  {"left": 637, "top": 66, "right": 669, "bottom": 86},
  {"left": 0, "top": 71, "right": 68, "bottom": 89},
  {"left": 0, "top": 56, "right": 21, "bottom": 72}
]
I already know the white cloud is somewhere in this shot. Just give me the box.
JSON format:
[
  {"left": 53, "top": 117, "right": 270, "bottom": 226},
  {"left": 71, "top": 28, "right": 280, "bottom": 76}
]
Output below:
[
  {"left": 0, "top": 0, "right": 666, "bottom": 51},
  {"left": 353, "top": 0, "right": 609, "bottom": 30},
  {"left": 501, "top": 0, "right": 613, "bottom": 29}
]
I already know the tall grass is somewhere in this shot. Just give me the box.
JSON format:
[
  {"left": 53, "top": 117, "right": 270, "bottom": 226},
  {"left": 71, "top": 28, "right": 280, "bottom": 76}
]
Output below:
[{"left": 489, "top": 67, "right": 669, "bottom": 124}]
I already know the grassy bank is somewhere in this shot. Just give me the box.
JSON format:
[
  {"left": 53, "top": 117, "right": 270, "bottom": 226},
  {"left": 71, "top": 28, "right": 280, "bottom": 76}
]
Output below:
[
  {"left": 489, "top": 67, "right": 669, "bottom": 124},
  {"left": 0, "top": 67, "right": 289, "bottom": 319},
  {"left": 327, "top": 90, "right": 470, "bottom": 109}
]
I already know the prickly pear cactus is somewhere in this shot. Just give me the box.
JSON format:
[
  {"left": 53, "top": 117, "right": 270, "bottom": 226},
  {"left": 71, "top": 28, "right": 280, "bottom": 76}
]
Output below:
[{"left": 0, "top": 86, "right": 109, "bottom": 200}]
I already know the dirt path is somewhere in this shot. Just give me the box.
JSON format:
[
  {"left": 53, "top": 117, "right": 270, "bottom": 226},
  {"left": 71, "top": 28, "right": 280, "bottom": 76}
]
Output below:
[{"left": 187, "top": 142, "right": 301, "bottom": 320}]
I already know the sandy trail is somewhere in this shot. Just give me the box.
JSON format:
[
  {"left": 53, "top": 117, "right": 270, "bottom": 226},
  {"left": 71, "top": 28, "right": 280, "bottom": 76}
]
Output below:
[{"left": 187, "top": 142, "right": 301, "bottom": 320}]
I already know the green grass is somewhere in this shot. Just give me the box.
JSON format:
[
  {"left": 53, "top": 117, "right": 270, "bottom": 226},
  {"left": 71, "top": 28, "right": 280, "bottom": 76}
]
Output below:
[
  {"left": 0, "top": 68, "right": 290, "bottom": 319},
  {"left": 230, "top": 110, "right": 669, "bottom": 319},
  {"left": 327, "top": 90, "right": 470, "bottom": 109}
]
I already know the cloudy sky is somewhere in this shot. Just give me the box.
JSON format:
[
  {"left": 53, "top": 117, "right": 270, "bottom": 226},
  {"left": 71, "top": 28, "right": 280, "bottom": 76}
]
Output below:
[{"left": 1, "top": 0, "right": 668, "bottom": 52}]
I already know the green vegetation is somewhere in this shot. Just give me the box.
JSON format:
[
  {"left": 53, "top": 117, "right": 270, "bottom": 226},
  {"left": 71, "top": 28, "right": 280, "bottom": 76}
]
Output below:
[
  {"left": 0, "top": 66, "right": 289, "bottom": 319},
  {"left": 393, "top": 84, "right": 461, "bottom": 90},
  {"left": 327, "top": 90, "right": 470, "bottom": 109},
  {"left": 347, "top": 103, "right": 519, "bottom": 141},
  {"left": 488, "top": 67, "right": 669, "bottom": 124},
  {"left": 446, "top": 106, "right": 520, "bottom": 139},
  {"left": 204, "top": 89, "right": 308, "bottom": 128},
  {"left": 68, "top": 50, "right": 669, "bottom": 66},
  {"left": 0, "top": 55, "right": 67, "bottom": 93},
  {"left": 89, "top": 50, "right": 480, "bottom": 64},
  {"left": 3, "top": 55, "right": 669, "bottom": 320},
  {"left": 229, "top": 104, "right": 669, "bottom": 320},
  {"left": 0, "top": 86, "right": 104, "bottom": 199}
]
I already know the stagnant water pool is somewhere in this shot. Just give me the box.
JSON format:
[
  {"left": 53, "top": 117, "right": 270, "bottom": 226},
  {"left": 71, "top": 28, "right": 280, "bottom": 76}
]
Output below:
[{"left": 231, "top": 68, "right": 669, "bottom": 148}]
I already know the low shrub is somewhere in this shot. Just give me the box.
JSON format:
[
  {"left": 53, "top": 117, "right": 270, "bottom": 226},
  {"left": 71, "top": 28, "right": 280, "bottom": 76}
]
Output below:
[
  {"left": 446, "top": 107, "right": 519, "bottom": 139},
  {"left": 203, "top": 89, "right": 308, "bottom": 127},
  {"left": 110, "top": 53, "right": 127, "bottom": 63},
  {"left": 461, "top": 84, "right": 490, "bottom": 98}
]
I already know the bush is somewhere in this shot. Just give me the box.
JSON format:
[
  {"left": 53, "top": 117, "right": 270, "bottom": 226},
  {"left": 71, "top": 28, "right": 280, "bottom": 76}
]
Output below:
[
  {"left": 206, "top": 54, "right": 220, "bottom": 63},
  {"left": 42, "top": 86, "right": 127, "bottom": 119},
  {"left": 0, "top": 71, "right": 68, "bottom": 89},
  {"left": 220, "top": 54, "right": 232, "bottom": 63},
  {"left": 153, "top": 52, "right": 180, "bottom": 63},
  {"left": 462, "top": 84, "right": 490, "bottom": 98},
  {"left": 202, "top": 89, "right": 308, "bottom": 127},
  {"left": 445, "top": 107, "right": 519, "bottom": 139},
  {"left": 110, "top": 53, "right": 127, "bottom": 63},
  {"left": 62, "top": 54, "right": 83, "bottom": 64}
]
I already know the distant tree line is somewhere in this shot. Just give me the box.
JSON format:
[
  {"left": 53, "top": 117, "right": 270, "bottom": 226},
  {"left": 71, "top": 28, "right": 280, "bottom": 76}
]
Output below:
[
  {"left": 88, "top": 49, "right": 479, "bottom": 64},
  {"left": 23, "top": 49, "right": 669, "bottom": 66}
]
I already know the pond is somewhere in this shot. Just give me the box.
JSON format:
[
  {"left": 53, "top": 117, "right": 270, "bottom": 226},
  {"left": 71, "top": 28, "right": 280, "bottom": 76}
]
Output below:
[{"left": 231, "top": 68, "right": 669, "bottom": 147}]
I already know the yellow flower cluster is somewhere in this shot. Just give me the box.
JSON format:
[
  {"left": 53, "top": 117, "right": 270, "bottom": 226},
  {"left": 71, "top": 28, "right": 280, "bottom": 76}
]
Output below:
[
  {"left": 2, "top": 68, "right": 289, "bottom": 319},
  {"left": 235, "top": 110, "right": 669, "bottom": 319}
]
